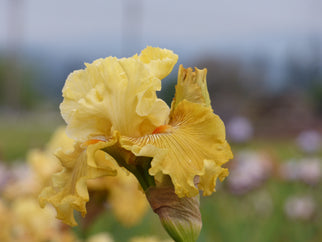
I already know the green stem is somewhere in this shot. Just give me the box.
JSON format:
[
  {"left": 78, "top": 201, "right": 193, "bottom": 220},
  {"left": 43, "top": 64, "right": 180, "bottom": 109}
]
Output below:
[{"left": 102, "top": 147, "right": 155, "bottom": 191}]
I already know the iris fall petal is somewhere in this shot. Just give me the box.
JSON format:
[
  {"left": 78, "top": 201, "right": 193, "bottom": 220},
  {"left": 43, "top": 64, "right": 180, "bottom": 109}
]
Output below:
[
  {"left": 121, "top": 100, "right": 233, "bottom": 197},
  {"left": 39, "top": 141, "right": 117, "bottom": 226}
]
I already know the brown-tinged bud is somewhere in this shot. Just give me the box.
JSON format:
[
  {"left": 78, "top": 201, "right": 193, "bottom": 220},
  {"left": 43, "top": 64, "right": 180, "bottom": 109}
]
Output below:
[{"left": 146, "top": 186, "right": 202, "bottom": 242}]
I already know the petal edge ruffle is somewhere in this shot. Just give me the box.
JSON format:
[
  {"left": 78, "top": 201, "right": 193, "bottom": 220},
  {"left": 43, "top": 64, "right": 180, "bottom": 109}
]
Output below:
[
  {"left": 121, "top": 100, "right": 233, "bottom": 198},
  {"left": 39, "top": 141, "right": 117, "bottom": 226}
]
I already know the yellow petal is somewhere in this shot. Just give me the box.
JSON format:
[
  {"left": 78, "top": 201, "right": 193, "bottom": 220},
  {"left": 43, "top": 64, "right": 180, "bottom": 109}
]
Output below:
[
  {"left": 39, "top": 141, "right": 117, "bottom": 226},
  {"left": 60, "top": 47, "right": 178, "bottom": 142},
  {"left": 46, "top": 126, "right": 75, "bottom": 153},
  {"left": 121, "top": 100, "right": 233, "bottom": 198},
  {"left": 171, "top": 65, "right": 211, "bottom": 111},
  {"left": 198, "top": 160, "right": 229, "bottom": 196},
  {"left": 138, "top": 46, "right": 179, "bottom": 80}
]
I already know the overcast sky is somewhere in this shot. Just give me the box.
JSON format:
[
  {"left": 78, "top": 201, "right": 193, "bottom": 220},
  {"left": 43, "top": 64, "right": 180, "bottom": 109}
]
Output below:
[{"left": 1, "top": 0, "right": 322, "bottom": 60}]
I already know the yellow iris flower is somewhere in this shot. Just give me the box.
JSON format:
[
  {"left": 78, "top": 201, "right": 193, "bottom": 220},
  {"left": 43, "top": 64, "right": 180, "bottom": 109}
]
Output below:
[{"left": 40, "top": 46, "right": 233, "bottom": 227}]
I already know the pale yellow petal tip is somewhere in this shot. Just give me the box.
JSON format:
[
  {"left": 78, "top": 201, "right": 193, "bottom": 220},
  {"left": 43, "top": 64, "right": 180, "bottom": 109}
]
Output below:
[
  {"left": 139, "top": 46, "right": 179, "bottom": 80},
  {"left": 172, "top": 65, "right": 211, "bottom": 110}
]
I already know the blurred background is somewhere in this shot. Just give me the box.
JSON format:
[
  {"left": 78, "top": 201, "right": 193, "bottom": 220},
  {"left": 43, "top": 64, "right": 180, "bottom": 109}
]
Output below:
[{"left": 0, "top": 0, "right": 321, "bottom": 241}]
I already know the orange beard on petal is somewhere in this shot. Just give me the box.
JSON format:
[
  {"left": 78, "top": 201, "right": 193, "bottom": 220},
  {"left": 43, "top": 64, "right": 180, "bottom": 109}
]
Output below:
[{"left": 152, "top": 125, "right": 173, "bottom": 134}]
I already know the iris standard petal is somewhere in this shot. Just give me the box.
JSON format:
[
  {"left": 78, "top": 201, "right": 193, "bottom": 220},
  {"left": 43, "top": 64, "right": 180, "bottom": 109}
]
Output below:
[
  {"left": 60, "top": 47, "right": 177, "bottom": 142},
  {"left": 171, "top": 65, "right": 211, "bottom": 112},
  {"left": 138, "top": 46, "right": 179, "bottom": 80}
]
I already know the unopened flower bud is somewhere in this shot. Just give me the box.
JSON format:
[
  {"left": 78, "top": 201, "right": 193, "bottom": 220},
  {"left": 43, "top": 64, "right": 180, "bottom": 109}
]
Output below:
[{"left": 146, "top": 186, "right": 202, "bottom": 242}]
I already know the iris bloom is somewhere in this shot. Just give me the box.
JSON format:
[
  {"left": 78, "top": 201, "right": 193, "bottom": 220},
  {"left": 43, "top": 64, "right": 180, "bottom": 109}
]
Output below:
[{"left": 40, "top": 47, "right": 233, "bottom": 238}]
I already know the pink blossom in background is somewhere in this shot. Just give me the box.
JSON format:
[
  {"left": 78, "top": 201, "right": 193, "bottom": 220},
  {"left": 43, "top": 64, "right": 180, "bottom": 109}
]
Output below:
[
  {"left": 227, "top": 117, "right": 254, "bottom": 143},
  {"left": 279, "top": 158, "right": 321, "bottom": 185},
  {"left": 284, "top": 195, "right": 316, "bottom": 220},
  {"left": 296, "top": 130, "right": 321, "bottom": 153},
  {"left": 227, "top": 151, "right": 273, "bottom": 194}
]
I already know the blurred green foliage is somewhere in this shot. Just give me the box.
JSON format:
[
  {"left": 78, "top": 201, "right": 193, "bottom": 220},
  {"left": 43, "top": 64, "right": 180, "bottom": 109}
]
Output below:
[
  {"left": 0, "top": 57, "right": 42, "bottom": 109},
  {"left": 310, "top": 82, "right": 322, "bottom": 116},
  {"left": 0, "top": 111, "right": 63, "bottom": 161}
]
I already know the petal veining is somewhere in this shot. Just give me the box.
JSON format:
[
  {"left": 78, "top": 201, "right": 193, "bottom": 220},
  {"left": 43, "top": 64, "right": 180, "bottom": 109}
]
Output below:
[{"left": 121, "top": 100, "right": 233, "bottom": 197}]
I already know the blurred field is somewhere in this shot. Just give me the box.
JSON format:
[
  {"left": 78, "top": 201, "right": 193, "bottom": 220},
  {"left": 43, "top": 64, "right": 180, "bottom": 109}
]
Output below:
[
  {"left": 82, "top": 180, "right": 321, "bottom": 242},
  {"left": 1, "top": 1, "right": 321, "bottom": 241},
  {"left": 0, "top": 110, "right": 63, "bottom": 161},
  {"left": 1, "top": 113, "right": 321, "bottom": 242}
]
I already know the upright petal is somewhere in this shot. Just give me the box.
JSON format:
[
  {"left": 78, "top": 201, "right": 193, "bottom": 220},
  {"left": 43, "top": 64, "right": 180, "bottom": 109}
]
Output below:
[
  {"left": 171, "top": 65, "right": 211, "bottom": 111},
  {"left": 60, "top": 47, "right": 178, "bottom": 142},
  {"left": 138, "top": 46, "right": 178, "bottom": 80}
]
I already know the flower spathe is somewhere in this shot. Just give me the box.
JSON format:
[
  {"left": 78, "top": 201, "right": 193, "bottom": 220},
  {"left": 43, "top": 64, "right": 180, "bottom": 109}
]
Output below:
[{"left": 40, "top": 46, "right": 233, "bottom": 228}]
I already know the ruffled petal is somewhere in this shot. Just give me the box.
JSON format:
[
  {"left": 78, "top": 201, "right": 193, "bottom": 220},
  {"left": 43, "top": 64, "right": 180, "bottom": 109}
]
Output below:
[
  {"left": 138, "top": 46, "right": 179, "bottom": 80},
  {"left": 121, "top": 100, "right": 233, "bottom": 198},
  {"left": 60, "top": 47, "right": 178, "bottom": 142},
  {"left": 39, "top": 140, "right": 117, "bottom": 226},
  {"left": 198, "top": 160, "right": 229, "bottom": 196}
]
